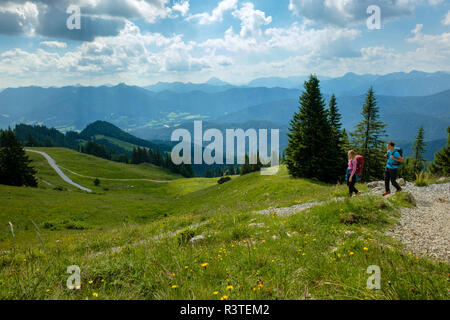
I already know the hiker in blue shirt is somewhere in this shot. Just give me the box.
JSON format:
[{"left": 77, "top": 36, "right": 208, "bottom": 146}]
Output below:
[{"left": 383, "top": 141, "right": 403, "bottom": 196}]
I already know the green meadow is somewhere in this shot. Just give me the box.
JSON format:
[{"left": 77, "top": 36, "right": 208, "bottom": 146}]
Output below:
[{"left": 0, "top": 148, "right": 448, "bottom": 300}]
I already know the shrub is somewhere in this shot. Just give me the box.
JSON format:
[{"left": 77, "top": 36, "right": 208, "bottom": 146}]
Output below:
[
  {"left": 414, "top": 171, "right": 428, "bottom": 187},
  {"left": 218, "top": 176, "right": 231, "bottom": 184},
  {"left": 94, "top": 178, "right": 100, "bottom": 186}
]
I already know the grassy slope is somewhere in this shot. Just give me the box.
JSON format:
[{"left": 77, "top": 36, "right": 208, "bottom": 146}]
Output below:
[
  {"left": 0, "top": 148, "right": 448, "bottom": 300},
  {"left": 94, "top": 135, "right": 138, "bottom": 152},
  {"left": 29, "top": 147, "right": 180, "bottom": 180}
]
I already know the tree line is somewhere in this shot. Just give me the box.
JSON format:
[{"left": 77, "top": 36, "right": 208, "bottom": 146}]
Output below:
[{"left": 130, "top": 146, "right": 194, "bottom": 178}]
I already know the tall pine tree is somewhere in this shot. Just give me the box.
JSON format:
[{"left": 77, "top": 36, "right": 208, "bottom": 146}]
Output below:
[
  {"left": 327, "top": 94, "right": 347, "bottom": 181},
  {"left": 412, "top": 126, "right": 427, "bottom": 174},
  {"left": 285, "top": 75, "right": 335, "bottom": 182},
  {"left": 350, "top": 87, "right": 387, "bottom": 181},
  {"left": 428, "top": 127, "right": 450, "bottom": 176},
  {"left": 400, "top": 126, "right": 427, "bottom": 180},
  {"left": 0, "top": 129, "right": 37, "bottom": 187},
  {"left": 240, "top": 154, "right": 252, "bottom": 176}
]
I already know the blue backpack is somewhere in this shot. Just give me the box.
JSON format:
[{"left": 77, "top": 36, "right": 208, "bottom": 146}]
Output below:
[{"left": 392, "top": 148, "right": 404, "bottom": 166}]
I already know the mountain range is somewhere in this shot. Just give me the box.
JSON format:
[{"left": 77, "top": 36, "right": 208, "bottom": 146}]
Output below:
[
  {"left": 218, "top": 89, "right": 450, "bottom": 141},
  {"left": 145, "top": 71, "right": 450, "bottom": 96},
  {"left": 0, "top": 71, "right": 449, "bottom": 153}
]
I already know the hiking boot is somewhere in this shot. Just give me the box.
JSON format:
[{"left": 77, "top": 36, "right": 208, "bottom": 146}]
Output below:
[
  {"left": 353, "top": 192, "right": 361, "bottom": 197},
  {"left": 383, "top": 191, "right": 391, "bottom": 197},
  {"left": 395, "top": 189, "right": 402, "bottom": 193}
]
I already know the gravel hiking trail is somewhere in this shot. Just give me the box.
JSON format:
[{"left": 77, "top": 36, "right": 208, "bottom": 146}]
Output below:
[{"left": 387, "top": 182, "right": 450, "bottom": 261}]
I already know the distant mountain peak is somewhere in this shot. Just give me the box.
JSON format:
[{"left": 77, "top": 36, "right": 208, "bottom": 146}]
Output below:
[{"left": 206, "top": 77, "right": 228, "bottom": 86}]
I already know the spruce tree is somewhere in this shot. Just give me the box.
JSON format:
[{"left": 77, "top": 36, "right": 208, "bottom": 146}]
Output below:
[
  {"left": 26, "top": 134, "right": 39, "bottom": 147},
  {"left": 327, "top": 94, "right": 347, "bottom": 181},
  {"left": 428, "top": 127, "right": 450, "bottom": 176},
  {"left": 250, "top": 152, "right": 263, "bottom": 173},
  {"left": 240, "top": 154, "right": 252, "bottom": 176},
  {"left": 205, "top": 168, "right": 214, "bottom": 178},
  {"left": 131, "top": 147, "right": 140, "bottom": 164},
  {"left": 412, "top": 126, "right": 427, "bottom": 174},
  {"left": 285, "top": 75, "right": 335, "bottom": 182},
  {"left": 350, "top": 87, "right": 387, "bottom": 181},
  {"left": 0, "top": 129, "right": 37, "bottom": 187},
  {"left": 224, "top": 164, "right": 235, "bottom": 176}
]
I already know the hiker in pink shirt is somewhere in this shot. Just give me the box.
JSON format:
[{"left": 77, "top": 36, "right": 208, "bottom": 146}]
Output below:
[{"left": 346, "top": 150, "right": 361, "bottom": 197}]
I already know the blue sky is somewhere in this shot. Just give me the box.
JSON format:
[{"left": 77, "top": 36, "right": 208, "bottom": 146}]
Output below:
[{"left": 0, "top": 0, "right": 449, "bottom": 88}]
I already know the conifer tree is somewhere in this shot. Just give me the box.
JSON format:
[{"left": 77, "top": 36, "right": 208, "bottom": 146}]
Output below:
[
  {"left": 350, "top": 87, "right": 387, "bottom": 181},
  {"left": 224, "top": 164, "right": 235, "bottom": 176},
  {"left": 327, "top": 94, "right": 347, "bottom": 181},
  {"left": 155, "top": 149, "right": 164, "bottom": 166},
  {"left": 428, "top": 127, "right": 450, "bottom": 176},
  {"left": 148, "top": 149, "right": 154, "bottom": 164},
  {"left": 131, "top": 147, "right": 138, "bottom": 164},
  {"left": 205, "top": 168, "right": 214, "bottom": 178},
  {"left": 0, "top": 129, "right": 37, "bottom": 187},
  {"left": 285, "top": 75, "right": 335, "bottom": 182},
  {"left": 412, "top": 126, "right": 427, "bottom": 174},
  {"left": 240, "top": 154, "right": 252, "bottom": 176},
  {"left": 26, "top": 134, "right": 39, "bottom": 147}
]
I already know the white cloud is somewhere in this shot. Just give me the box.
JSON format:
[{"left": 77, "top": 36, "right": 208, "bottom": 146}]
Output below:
[
  {"left": 231, "top": 2, "right": 272, "bottom": 38},
  {"left": 0, "top": 1, "right": 39, "bottom": 35},
  {"left": 198, "top": 2, "right": 273, "bottom": 52},
  {"left": 443, "top": 11, "right": 450, "bottom": 25},
  {"left": 428, "top": 0, "right": 443, "bottom": 5},
  {"left": 265, "top": 23, "right": 360, "bottom": 56},
  {"left": 0, "top": 0, "right": 187, "bottom": 40},
  {"left": 186, "top": 0, "right": 237, "bottom": 25},
  {"left": 40, "top": 41, "right": 68, "bottom": 48},
  {"left": 0, "top": 20, "right": 233, "bottom": 86},
  {"left": 288, "top": 0, "right": 419, "bottom": 26},
  {"left": 200, "top": 20, "right": 360, "bottom": 59},
  {"left": 171, "top": 0, "right": 190, "bottom": 17},
  {"left": 199, "top": 22, "right": 450, "bottom": 83}
]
